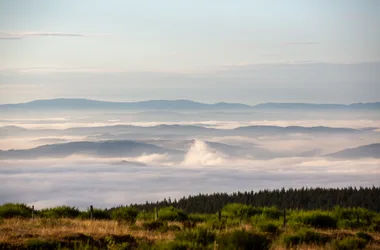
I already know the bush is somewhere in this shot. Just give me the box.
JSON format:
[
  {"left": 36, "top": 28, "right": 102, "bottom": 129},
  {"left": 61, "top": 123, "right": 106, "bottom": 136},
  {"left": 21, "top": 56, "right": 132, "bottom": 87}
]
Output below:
[
  {"left": 262, "top": 207, "right": 282, "bottom": 220},
  {"left": 0, "top": 203, "right": 33, "bottom": 218},
  {"left": 338, "top": 219, "right": 366, "bottom": 229},
  {"left": 137, "top": 210, "right": 155, "bottom": 220},
  {"left": 24, "top": 239, "right": 60, "bottom": 249},
  {"left": 258, "top": 222, "right": 280, "bottom": 235},
  {"left": 355, "top": 231, "right": 373, "bottom": 242},
  {"left": 168, "top": 225, "right": 182, "bottom": 232},
  {"left": 282, "top": 229, "right": 332, "bottom": 247},
  {"left": 175, "top": 228, "right": 216, "bottom": 247},
  {"left": 111, "top": 207, "right": 139, "bottom": 223},
  {"left": 188, "top": 213, "right": 208, "bottom": 223},
  {"left": 158, "top": 206, "right": 188, "bottom": 222},
  {"left": 104, "top": 235, "right": 137, "bottom": 250},
  {"left": 217, "top": 230, "right": 271, "bottom": 250},
  {"left": 335, "top": 237, "right": 368, "bottom": 250},
  {"left": 182, "top": 220, "right": 197, "bottom": 230},
  {"left": 370, "top": 220, "right": 380, "bottom": 232},
  {"left": 205, "top": 218, "right": 226, "bottom": 230},
  {"left": 222, "top": 203, "right": 262, "bottom": 219},
  {"left": 295, "top": 212, "right": 337, "bottom": 229},
  {"left": 142, "top": 220, "right": 168, "bottom": 231},
  {"left": 79, "top": 208, "right": 111, "bottom": 220},
  {"left": 39, "top": 206, "right": 80, "bottom": 219}
]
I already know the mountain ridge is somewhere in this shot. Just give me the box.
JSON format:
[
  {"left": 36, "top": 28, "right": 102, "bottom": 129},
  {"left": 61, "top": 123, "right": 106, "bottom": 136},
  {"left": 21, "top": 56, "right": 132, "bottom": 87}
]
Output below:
[
  {"left": 0, "top": 98, "right": 379, "bottom": 110},
  {"left": 324, "top": 143, "right": 380, "bottom": 159}
]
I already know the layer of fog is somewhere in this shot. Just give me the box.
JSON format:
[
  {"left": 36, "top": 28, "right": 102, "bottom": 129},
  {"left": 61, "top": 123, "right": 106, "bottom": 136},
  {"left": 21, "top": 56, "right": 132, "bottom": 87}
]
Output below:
[
  {"left": 1, "top": 156, "right": 379, "bottom": 209},
  {"left": 1, "top": 109, "right": 380, "bottom": 130},
  {"left": 1, "top": 109, "right": 379, "bottom": 208}
]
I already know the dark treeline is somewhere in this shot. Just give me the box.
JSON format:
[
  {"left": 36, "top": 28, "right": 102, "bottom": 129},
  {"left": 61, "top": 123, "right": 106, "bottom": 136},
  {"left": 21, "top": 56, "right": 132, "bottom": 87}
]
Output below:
[{"left": 130, "top": 187, "right": 380, "bottom": 213}]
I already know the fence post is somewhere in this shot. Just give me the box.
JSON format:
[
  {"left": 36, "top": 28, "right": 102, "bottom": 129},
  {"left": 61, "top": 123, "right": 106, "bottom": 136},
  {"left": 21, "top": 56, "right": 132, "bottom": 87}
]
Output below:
[
  {"left": 90, "top": 205, "right": 94, "bottom": 220},
  {"left": 283, "top": 208, "right": 286, "bottom": 228},
  {"left": 218, "top": 210, "right": 221, "bottom": 221},
  {"left": 31, "top": 205, "right": 34, "bottom": 220}
]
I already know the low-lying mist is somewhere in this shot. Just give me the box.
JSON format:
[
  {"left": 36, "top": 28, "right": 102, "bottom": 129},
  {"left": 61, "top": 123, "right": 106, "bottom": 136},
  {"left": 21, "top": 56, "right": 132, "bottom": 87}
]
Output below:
[
  {"left": 1, "top": 156, "right": 379, "bottom": 209},
  {"left": 1, "top": 109, "right": 379, "bottom": 209}
]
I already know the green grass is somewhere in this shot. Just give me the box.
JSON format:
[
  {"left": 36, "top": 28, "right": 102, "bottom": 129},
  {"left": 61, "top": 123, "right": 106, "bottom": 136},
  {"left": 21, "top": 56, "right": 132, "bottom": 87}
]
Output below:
[{"left": 0, "top": 203, "right": 379, "bottom": 249}]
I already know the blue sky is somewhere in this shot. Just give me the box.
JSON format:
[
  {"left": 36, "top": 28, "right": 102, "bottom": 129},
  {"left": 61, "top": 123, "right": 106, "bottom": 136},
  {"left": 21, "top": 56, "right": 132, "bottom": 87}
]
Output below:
[{"left": 0, "top": 0, "right": 379, "bottom": 104}]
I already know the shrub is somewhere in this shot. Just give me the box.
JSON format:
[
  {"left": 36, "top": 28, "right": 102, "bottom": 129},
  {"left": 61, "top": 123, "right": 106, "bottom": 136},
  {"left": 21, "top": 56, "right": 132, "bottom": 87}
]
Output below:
[
  {"left": 137, "top": 210, "right": 155, "bottom": 220},
  {"left": 104, "top": 235, "right": 137, "bottom": 250},
  {"left": 188, "top": 213, "right": 208, "bottom": 223},
  {"left": 222, "top": 203, "right": 262, "bottom": 219},
  {"left": 355, "top": 231, "right": 373, "bottom": 242},
  {"left": 39, "top": 206, "right": 80, "bottom": 219},
  {"left": 335, "top": 237, "right": 368, "bottom": 250},
  {"left": 79, "top": 208, "right": 111, "bottom": 220},
  {"left": 338, "top": 219, "right": 366, "bottom": 229},
  {"left": 168, "top": 225, "right": 182, "bottom": 232},
  {"left": 217, "top": 230, "right": 271, "bottom": 250},
  {"left": 370, "top": 220, "right": 380, "bottom": 232},
  {"left": 0, "top": 203, "right": 33, "bottom": 218},
  {"left": 111, "top": 207, "right": 139, "bottom": 223},
  {"left": 334, "top": 206, "right": 373, "bottom": 221},
  {"left": 158, "top": 206, "right": 188, "bottom": 222},
  {"left": 282, "top": 229, "right": 332, "bottom": 247},
  {"left": 258, "top": 222, "right": 280, "bottom": 235},
  {"left": 205, "top": 218, "right": 226, "bottom": 230},
  {"left": 262, "top": 207, "right": 282, "bottom": 220},
  {"left": 182, "top": 220, "right": 197, "bottom": 230},
  {"left": 295, "top": 212, "right": 337, "bottom": 229},
  {"left": 24, "top": 239, "right": 60, "bottom": 249},
  {"left": 142, "top": 220, "right": 168, "bottom": 231},
  {"left": 175, "top": 228, "right": 216, "bottom": 247}
]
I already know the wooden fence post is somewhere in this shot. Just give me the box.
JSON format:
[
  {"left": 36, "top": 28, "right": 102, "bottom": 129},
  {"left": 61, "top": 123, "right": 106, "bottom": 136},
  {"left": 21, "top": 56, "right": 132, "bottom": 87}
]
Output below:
[
  {"left": 283, "top": 208, "right": 287, "bottom": 228},
  {"left": 90, "top": 205, "right": 94, "bottom": 220},
  {"left": 218, "top": 210, "right": 221, "bottom": 221},
  {"left": 31, "top": 205, "right": 34, "bottom": 220}
]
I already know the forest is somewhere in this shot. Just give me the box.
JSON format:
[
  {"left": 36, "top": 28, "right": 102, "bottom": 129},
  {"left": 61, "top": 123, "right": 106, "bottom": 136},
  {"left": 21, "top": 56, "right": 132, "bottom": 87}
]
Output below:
[{"left": 132, "top": 186, "right": 380, "bottom": 213}]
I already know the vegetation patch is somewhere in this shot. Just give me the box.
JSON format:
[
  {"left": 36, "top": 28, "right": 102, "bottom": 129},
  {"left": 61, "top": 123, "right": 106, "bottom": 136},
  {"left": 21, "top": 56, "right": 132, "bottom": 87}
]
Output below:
[
  {"left": 175, "top": 228, "right": 216, "bottom": 247},
  {"left": 39, "top": 206, "right": 80, "bottom": 219},
  {"left": 0, "top": 203, "right": 33, "bottom": 219},
  {"left": 292, "top": 212, "right": 338, "bottom": 229},
  {"left": 111, "top": 207, "right": 139, "bottom": 224},
  {"left": 158, "top": 206, "right": 188, "bottom": 222},
  {"left": 282, "top": 229, "right": 332, "bottom": 247},
  {"left": 217, "top": 230, "right": 271, "bottom": 250},
  {"left": 335, "top": 237, "right": 368, "bottom": 250},
  {"left": 258, "top": 222, "right": 280, "bottom": 235}
]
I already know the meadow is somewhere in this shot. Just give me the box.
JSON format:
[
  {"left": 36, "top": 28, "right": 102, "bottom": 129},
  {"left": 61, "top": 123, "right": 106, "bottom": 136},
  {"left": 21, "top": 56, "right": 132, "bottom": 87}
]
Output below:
[{"left": 0, "top": 203, "right": 379, "bottom": 250}]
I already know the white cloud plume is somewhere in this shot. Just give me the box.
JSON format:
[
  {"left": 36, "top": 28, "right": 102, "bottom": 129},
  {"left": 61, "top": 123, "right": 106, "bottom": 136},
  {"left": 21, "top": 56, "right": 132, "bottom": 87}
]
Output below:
[{"left": 182, "top": 140, "right": 227, "bottom": 166}]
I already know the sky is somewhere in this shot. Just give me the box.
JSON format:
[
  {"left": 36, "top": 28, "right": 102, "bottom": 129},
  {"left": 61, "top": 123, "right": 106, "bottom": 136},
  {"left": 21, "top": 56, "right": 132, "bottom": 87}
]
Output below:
[{"left": 0, "top": 0, "right": 379, "bottom": 104}]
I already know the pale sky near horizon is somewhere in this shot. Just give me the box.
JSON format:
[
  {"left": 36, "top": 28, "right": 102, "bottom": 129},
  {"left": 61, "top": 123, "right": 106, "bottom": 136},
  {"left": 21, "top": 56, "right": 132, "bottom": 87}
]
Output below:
[{"left": 0, "top": 0, "right": 379, "bottom": 104}]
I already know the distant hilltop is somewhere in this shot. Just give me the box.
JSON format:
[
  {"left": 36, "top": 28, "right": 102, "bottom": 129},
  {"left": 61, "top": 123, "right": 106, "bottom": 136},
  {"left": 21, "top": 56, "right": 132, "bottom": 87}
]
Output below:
[{"left": 0, "top": 98, "right": 379, "bottom": 111}]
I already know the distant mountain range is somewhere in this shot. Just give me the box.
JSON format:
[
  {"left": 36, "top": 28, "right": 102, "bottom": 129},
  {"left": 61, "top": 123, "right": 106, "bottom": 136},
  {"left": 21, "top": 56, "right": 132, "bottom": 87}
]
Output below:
[
  {"left": 0, "top": 98, "right": 379, "bottom": 111},
  {"left": 0, "top": 140, "right": 177, "bottom": 159},
  {"left": 325, "top": 143, "right": 380, "bottom": 159},
  {"left": 0, "top": 124, "right": 366, "bottom": 139},
  {"left": 1, "top": 138, "right": 378, "bottom": 160}
]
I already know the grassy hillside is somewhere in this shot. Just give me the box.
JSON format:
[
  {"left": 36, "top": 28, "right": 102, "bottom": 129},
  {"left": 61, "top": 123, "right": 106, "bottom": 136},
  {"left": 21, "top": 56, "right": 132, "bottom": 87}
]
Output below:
[{"left": 0, "top": 203, "right": 380, "bottom": 249}]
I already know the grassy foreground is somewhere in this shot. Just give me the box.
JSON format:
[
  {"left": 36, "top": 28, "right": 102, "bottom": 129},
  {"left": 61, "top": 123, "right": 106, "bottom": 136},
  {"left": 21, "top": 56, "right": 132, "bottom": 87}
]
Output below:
[{"left": 0, "top": 204, "right": 380, "bottom": 249}]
